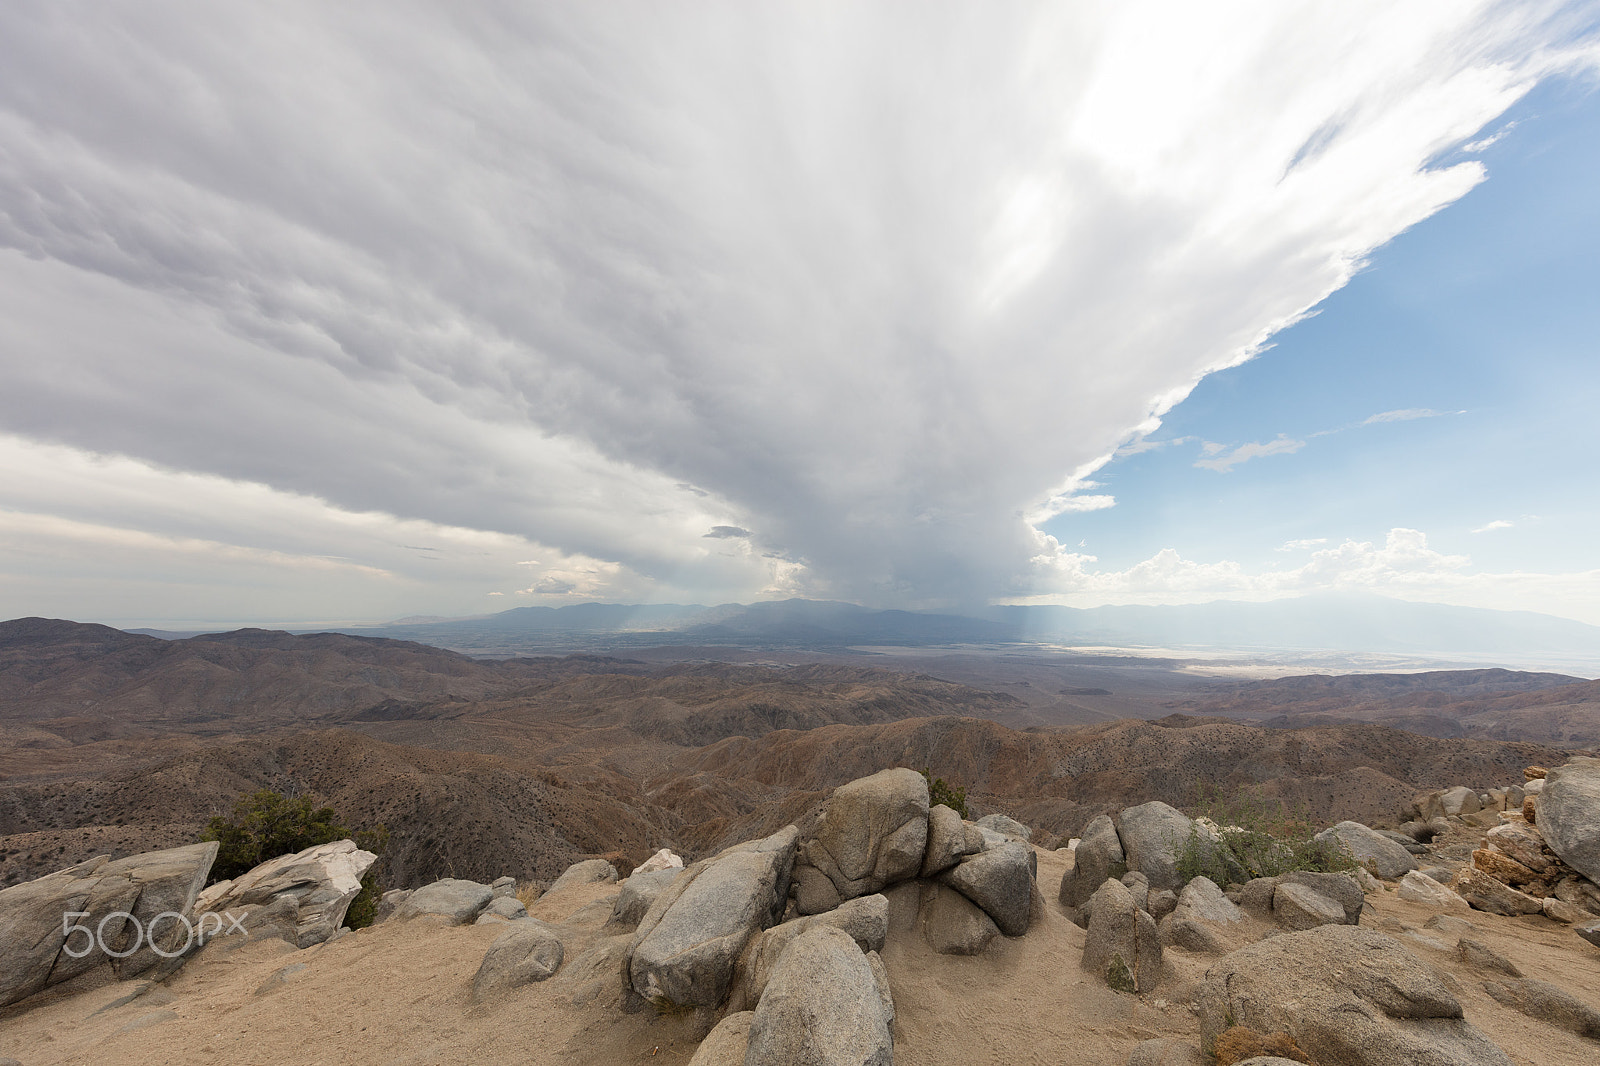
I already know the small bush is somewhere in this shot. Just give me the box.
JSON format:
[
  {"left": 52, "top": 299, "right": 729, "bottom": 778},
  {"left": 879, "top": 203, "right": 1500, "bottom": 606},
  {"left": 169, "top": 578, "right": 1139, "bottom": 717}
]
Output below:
[
  {"left": 1177, "top": 786, "right": 1354, "bottom": 885},
  {"left": 919, "top": 768, "right": 968, "bottom": 818}
]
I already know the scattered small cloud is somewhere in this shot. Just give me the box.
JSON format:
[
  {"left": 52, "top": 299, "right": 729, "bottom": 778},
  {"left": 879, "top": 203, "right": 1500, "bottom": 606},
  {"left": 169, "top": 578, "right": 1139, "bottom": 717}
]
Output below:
[
  {"left": 704, "top": 525, "right": 752, "bottom": 539},
  {"left": 486, "top": 591, "right": 504, "bottom": 596},
  {"left": 1194, "top": 436, "right": 1305, "bottom": 473},
  {"left": 1114, "top": 435, "right": 1194, "bottom": 459},
  {"left": 1362, "top": 408, "right": 1451, "bottom": 425},
  {"left": 1471, "top": 519, "right": 1513, "bottom": 533},
  {"left": 1463, "top": 122, "right": 1516, "bottom": 153},
  {"left": 1278, "top": 538, "right": 1328, "bottom": 551}
]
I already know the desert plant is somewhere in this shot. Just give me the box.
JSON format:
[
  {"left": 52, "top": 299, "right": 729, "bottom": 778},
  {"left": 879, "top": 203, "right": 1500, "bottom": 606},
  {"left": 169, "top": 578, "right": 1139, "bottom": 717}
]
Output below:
[
  {"left": 1176, "top": 786, "right": 1354, "bottom": 885},
  {"left": 919, "top": 768, "right": 969, "bottom": 818}
]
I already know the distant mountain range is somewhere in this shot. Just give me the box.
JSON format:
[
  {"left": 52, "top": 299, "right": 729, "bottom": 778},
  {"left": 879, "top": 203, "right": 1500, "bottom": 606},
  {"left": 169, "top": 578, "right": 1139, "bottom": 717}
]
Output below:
[{"left": 235, "top": 594, "right": 1600, "bottom": 672}]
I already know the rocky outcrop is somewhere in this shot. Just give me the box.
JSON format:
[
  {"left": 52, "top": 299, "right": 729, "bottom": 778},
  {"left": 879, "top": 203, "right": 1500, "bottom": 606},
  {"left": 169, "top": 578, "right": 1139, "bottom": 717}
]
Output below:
[
  {"left": 0, "top": 841, "right": 217, "bottom": 1007},
  {"left": 1313, "top": 821, "right": 1416, "bottom": 880},
  {"left": 1199, "top": 925, "right": 1513, "bottom": 1066},
  {"left": 727, "top": 894, "right": 888, "bottom": 1011},
  {"left": 471, "top": 919, "right": 564, "bottom": 999},
  {"left": 1083, "top": 878, "right": 1162, "bottom": 993},
  {"left": 1539, "top": 758, "right": 1600, "bottom": 884},
  {"left": 1060, "top": 814, "right": 1127, "bottom": 910},
  {"left": 608, "top": 868, "right": 683, "bottom": 930},
  {"left": 627, "top": 826, "right": 797, "bottom": 1009},
  {"left": 1450, "top": 867, "right": 1543, "bottom": 917},
  {"left": 195, "top": 839, "right": 376, "bottom": 948},
  {"left": 793, "top": 768, "right": 929, "bottom": 914},
  {"left": 744, "top": 925, "right": 893, "bottom": 1066},
  {"left": 394, "top": 878, "right": 495, "bottom": 925},
  {"left": 938, "top": 839, "right": 1033, "bottom": 937}
]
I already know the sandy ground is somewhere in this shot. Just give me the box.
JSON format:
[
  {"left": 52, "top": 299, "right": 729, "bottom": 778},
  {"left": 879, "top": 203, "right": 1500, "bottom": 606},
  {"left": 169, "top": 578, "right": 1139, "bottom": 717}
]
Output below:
[{"left": 2, "top": 850, "right": 1597, "bottom": 1065}]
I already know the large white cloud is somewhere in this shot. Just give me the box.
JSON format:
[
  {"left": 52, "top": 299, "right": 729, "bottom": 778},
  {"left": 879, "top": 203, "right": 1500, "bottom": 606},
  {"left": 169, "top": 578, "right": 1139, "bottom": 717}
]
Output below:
[{"left": 0, "top": 1, "right": 1594, "bottom": 617}]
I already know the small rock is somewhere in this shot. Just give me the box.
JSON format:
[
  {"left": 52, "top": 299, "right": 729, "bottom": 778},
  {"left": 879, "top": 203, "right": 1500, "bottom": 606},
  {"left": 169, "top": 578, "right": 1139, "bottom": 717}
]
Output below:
[
  {"left": 1171, "top": 876, "right": 1243, "bottom": 925},
  {"left": 395, "top": 878, "right": 494, "bottom": 925},
  {"left": 1450, "top": 868, "right": 1543, "bottom": 917},
  {"left": 474, "top": 896, "right": 529, "bottom": 924},
  {"left": 631, "top": 848, "right": 684, "bottom": 876},
  {"left": 1542, "top": 897, "right": 1584, "bottom": 924},
  {"left": 975, "top": 813, "right": 1031, "bottom": 841},
  {"left": 608, "top": 867, "right": 683, "bottom": 930},
  {"left": 687, "top": 1010, "right": 754, "bottom": 1066},
  {"left": 1423, "top": 913, "right": 1476, "bottom": 937},
  {"left": 1312, "top": 821, "right": 1417, "bottom": 880},
  {"left": 1273, "top": 882, "right": 1344, "bottom": 930},
  {"left": 920, "top": 803, "right": 978, "bottom": 878},
  {"left": 1396, "top": 870, "right": 1469, "bottom": 912},
  {"left": 472, "top": 919, "right": 564, "bottom": 998},
  {"left": 1146, "top": 888, "right": 1178, "bottom": 922},
  {"left": 1120, "top": 870, "right": 1150, "bottom": 912},
  {"left": 1525, "top": 766, "right": 1548, "bottom": 781},
  {"left": 1439, "top": 786, "right": 1482, "bottom": 817},
  {"left": 548, "top": 859, "right": 619, "bottom": 894},
  {"left": 490, "top": 875, "right": 517, "bottom": 898}
]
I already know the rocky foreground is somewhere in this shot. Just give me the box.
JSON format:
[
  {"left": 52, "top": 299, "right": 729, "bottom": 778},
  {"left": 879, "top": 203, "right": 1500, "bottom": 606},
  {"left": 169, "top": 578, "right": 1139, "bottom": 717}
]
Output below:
[{"left": 1, "top": 763, "right": 1599, "bottom": 1065}]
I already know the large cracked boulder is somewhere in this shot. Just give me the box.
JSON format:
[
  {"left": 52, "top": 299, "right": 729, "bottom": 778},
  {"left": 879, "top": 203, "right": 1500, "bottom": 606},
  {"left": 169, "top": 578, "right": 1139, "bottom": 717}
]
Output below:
[
  {"left": 793, "top": 768, "right": 929, "bottom": 914},
  {"left": 744, "top": 925, "right": 893, "bottom": 1066},
  {"left": 195, "top": 839, "right": 376, "bottom": 948},
  {"left": 727, "top": 894, "right": 888, "bottom": 1011},
  {"left": 1083, "top": 877, "right": 1162, "bottom": 993},
  {"left": 1060, "top": 814, "right": 1127, "bottom": 911},
  {"left": 1313, "top": 821, "right": 1416, "bottom": 880},
  {"left": 1539, "top": 757, "right": 1600, "bottom": 884},
  {"left": 0, "top": 841, "right": 218, "bottom": 1007},
  {"left": 938, "top": 839, "right": 1034, "bottom": 937},
  {"left": 1118, "top": 801, "right": 1237, "bottom": 893},
  {"left": 628, "top": 826, "right": 797, "bottom": 1009},
  {"left": 1198, "top": 925, "right": 1513, "bottom": 1066}
]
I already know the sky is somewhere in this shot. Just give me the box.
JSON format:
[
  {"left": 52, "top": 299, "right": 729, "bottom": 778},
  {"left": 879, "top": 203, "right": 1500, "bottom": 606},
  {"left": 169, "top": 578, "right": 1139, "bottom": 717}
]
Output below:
[{"left": 1, "top": 1, "right": 1598, "bottom": 627}]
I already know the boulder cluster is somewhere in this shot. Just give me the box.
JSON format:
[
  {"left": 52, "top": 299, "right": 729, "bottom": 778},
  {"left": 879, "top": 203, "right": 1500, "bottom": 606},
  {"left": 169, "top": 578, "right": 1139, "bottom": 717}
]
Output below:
[{"left": 1395, "top": 759, "right": 1600, "bottom": 946}]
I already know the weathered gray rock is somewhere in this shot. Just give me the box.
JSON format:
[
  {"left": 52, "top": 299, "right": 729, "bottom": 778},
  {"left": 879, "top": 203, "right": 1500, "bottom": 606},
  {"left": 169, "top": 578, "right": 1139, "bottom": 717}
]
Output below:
[
  {"left": 745, "top": 925, "right": 893, "bottom": 1066},
  {"left": 394, "top": 878, "right": 494, "bottom": 925},
  {"left": 374, "top": 888, "right": 411, "bottom": 924},
  {"left": 1083, "top": 878, "right": 1162, "bottom": 993},
  {"left": 0, "top": 841, "right": 218, "bottom": 1007},
  {"left": 547, "top": 858, "right": 618, "bottom": 894},
  {"left": 1540, "top": 757, "right": 1600, "bottom": 884},
  {"left": 608, "top": 868, "right": 683, "bottom": 930},
  {"left": 474, "top": 896, "right": 529, "bottom": 924},
  {"left": 1484, "top": 821, "right": 1551, "bottom": 872},
  {"left": 628, "top": 826, "right": 797, "bottom": 1009},
  {"left": 794, "top": 768, "right": 929, "bottom": 912},
  {"left": 1171, "top": 876, "right": 1242, "bottom": 925},
  {"left": 1450, "top": 867, "right": 1543, "bottom": 917},
  {"left": 918, "top": 881, "right": 1000, "bottom": 956},
  {"left": 1157, "top": 915, "right": 1229, "bottom": 954},
  {"left": 1120, "top": 870, "right": 1150, "bottom": 912},
  {"left": 1543, "top": 896, "right": 1585, "bottom": 924},
  {"left": 1483, "top": 978, "right": 1600, "bottom": 1040},
  {"left": 938, "top": 839, "right": 1033, "bottom": 936},
  {"left": 1313, "top": 821, "right": 1416, "bottom": 880},
  {"left": 1273, "top": 882, "right": 1345, "bottom": 931},
  {"left": 198, "top": 839, "right": 377, "bottom": 949},
  {"left": 976, "top": 813, "right": 1031, "bottom": 841},
  {"left": 1283, "top": 870, "right": 1363, "bottom": 924},
  {"left": 1397, "top": 870, "right": 1469, "bottom": 912},
  {"left": 1126, "top": 1037, "right": 1206, "bottom": 1066},
  {"left": 1119, "top": 801, "right": 1229, "bottom": 893},
  {"left": 1199, "top": 925, "right": 1513, "bottom": 1066},
  {"left": 490, "top": 875, "right": 516, "bottom": 898},
  {"left": 686, "top": 1010, "right": 753, "bottom": 1066},
  {"left": 1237, "top": 876, "right": 1279, "bottom": 917},
  {"left": 1146, "top": 888, "right": 1178, "bottom": 921},
  {"left": 1060, "top": 814, "right": 1127, "bottom": 910},
  {"left": 1440, "top": 786, "right": 1482, "bottom": 816},
  {"left": 471, "top": 919, "right": 564, "bottom": 998},
  {"left": 920, "top": 803, "right": 977, "bottom": 877},
  {"left": 1576, "top": 918, "right": 1600, "bottom": 949},
  {"left": 727, "top": 894, "right": 888, "bottom": 1011}
]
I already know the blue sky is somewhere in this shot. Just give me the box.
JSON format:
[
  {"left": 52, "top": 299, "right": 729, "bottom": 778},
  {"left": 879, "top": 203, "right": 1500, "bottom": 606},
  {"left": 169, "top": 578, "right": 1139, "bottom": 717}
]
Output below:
[
  {"left": 1039, "top": 72, "right": 1600, "bottom": 621},
  {"left": 0, "top": 4, "right": 1597, "bottom": 626}
]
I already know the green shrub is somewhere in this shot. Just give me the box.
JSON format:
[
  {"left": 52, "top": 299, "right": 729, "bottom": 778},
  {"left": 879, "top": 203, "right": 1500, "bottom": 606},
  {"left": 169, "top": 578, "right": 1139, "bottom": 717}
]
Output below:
[
  {"left": 1176, "top": 786, "right": 1354, "bottom": 885},
  {"left": 919, "top": 768, "right": 968, "bottom": 818}
]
